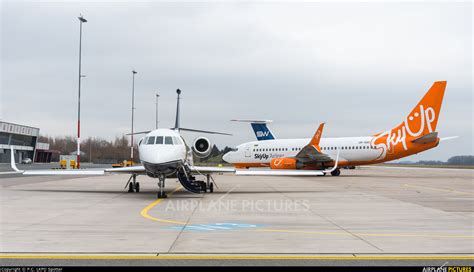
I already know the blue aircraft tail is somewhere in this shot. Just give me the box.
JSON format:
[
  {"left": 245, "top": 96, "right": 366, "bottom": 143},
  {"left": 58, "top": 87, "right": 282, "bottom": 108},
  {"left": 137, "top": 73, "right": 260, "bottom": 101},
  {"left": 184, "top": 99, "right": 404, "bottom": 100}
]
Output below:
[{"left": 251, "top": 123, "right": 275, "bottom": 141}]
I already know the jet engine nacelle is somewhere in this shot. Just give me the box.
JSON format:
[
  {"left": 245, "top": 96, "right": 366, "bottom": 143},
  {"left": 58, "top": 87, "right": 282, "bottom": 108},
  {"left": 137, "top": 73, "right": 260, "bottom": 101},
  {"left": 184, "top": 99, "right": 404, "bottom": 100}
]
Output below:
[
  {"left": 270, "top": 157, "right": 303, "bottom": 169},
  {"left": 192, "top": 137, "right": 212, "bottom": 158}
]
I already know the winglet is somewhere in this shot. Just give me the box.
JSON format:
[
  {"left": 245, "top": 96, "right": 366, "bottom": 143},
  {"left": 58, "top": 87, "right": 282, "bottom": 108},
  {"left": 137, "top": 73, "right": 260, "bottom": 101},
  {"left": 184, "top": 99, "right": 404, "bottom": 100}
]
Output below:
[
  {"left": 323, "top": 150, "right": 340, "bottom": 174},
  {"left": 310, "top": 122, "right": 325, "bottom": 152},
  {"left": 10, "top": 147, "right": 23, "bottom": 173}
]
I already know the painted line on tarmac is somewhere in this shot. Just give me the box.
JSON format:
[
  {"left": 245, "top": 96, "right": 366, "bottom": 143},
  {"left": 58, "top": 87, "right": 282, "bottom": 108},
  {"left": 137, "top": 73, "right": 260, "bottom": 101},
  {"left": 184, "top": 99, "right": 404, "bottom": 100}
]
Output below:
[
  {"left": 0, "top": 255, "right": 473, "bottom": 260},
  {"left": 257, "top": 228, "right": 474, "bottom": 239},
  {"left": 140, "top": 187, "right": 473, "bottom": 239},
  {"left": 0, "top": 171, "right": 21, "bottom": 175},
  {"left": 139, "top": 186, "right": 187, "bottom": 225},
  {"left": 365, "top": 166, "right": 474, "bottom": 171},
  {"left": 404, "top": 184, "right": 474, "bottom": 196}
]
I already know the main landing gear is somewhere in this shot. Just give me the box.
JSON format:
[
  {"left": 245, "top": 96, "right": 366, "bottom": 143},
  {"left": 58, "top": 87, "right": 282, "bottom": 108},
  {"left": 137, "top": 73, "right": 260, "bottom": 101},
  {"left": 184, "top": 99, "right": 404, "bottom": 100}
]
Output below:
[
  {"left": 206, "top": 174, "right": 214, "bottom": 193},
  {"left": 127, "top": 174, "right": 140, "bottom": 193},
  {"left": 331, "top": 168, "right": 341, "bottom": 176}
]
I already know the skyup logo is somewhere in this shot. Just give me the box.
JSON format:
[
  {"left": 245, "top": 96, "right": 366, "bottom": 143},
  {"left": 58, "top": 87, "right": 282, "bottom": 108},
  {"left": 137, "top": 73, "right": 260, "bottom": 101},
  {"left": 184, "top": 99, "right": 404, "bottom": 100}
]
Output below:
[
  {"left": 254, "top": 153, "right": 269, "bottom": 160},
  {"left": 256, "top": 131, "right": 270, "bottom": 137}
]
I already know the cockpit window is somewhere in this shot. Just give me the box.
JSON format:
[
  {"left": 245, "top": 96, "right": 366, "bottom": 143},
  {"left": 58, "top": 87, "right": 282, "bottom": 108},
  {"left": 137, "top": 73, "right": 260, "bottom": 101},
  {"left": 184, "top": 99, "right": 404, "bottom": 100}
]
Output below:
[
  {"left": 172, "top": 136, "right": 179, "bottom": 145},
  {"left": 164, "top": 136, "right": 173, "bottom": 145},
  {"left": 155, "top": 136, "right": 164, "bottom": 145},
  {"left": 147, "top": 136, "right": 155, "bottom": 145}
]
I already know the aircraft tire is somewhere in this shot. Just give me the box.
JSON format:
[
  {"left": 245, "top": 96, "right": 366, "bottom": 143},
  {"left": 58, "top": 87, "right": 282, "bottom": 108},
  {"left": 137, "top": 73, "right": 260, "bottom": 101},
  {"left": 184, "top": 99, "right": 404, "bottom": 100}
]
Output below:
[{"left": 331, "top": 168, "right": 341, "bottom": 176}]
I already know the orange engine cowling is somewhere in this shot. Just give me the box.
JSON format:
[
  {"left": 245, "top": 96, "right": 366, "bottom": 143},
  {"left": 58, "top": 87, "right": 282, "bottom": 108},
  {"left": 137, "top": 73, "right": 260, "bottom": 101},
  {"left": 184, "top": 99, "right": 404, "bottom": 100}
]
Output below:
[{"left": 270, "top": 157, "right": 298, "bottom": 169}]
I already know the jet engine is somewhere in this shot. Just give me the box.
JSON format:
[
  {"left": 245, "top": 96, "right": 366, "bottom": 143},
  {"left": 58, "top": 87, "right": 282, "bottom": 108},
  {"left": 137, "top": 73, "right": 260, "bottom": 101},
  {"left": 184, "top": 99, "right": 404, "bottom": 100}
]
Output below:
[
  {"left": 270, "top": 157, "right": 304, "bottom": 169},
  {"left": 192, "top": 137, "right": 212, "bottom": 158}
]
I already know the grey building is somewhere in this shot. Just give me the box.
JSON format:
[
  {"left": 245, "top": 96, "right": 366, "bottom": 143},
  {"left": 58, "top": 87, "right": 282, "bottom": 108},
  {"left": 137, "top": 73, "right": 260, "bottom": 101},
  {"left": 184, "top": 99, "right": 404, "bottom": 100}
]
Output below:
[{"left": 0, "top": 121, "right": 39, "bottom": 163}]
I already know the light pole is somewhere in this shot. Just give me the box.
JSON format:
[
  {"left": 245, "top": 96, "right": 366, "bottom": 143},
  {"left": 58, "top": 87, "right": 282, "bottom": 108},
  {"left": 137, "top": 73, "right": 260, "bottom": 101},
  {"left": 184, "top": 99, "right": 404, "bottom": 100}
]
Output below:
[
  {"left": 77, "top": 14, "right": 87, "bottom": 169},
  {"left": 155, "top": 93, "right": 160, "bottom": 129},
  {"left": 131, "top": 70, "right": 137, "bottom": 162}
]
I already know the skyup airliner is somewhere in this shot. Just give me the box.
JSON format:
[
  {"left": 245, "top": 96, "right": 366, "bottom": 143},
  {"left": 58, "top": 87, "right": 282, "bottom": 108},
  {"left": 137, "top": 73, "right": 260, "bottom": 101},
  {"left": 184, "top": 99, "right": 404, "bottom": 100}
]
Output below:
[
  {"left": 223, "top": 81, "right": 455, "bottom": 176},
  {"left": 11, "top": 89, "right": 234, "bottom": 198}
]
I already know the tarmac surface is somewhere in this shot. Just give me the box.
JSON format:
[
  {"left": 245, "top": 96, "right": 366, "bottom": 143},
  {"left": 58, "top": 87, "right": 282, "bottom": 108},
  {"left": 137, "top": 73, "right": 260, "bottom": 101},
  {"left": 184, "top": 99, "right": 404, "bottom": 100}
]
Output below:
[{"left": 0, "top": 165, "right": 472, "bottom": 266}]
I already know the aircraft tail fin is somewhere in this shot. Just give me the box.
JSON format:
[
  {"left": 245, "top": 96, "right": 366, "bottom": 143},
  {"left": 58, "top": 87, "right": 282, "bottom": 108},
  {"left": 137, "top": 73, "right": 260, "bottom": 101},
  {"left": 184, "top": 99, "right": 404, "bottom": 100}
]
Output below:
[
  {"left": 382, "top": 81, "right": 447, "bottom": 138},
  {"left": 250, "top": 123, "right": 275, "bottom": 141},
  {"left": 230, "top": 119, "right": 275, "bottom": 141}
]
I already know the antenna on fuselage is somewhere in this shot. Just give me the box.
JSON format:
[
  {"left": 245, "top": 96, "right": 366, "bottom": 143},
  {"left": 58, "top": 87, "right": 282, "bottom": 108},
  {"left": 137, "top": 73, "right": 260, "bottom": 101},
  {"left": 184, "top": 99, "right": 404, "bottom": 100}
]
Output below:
[{"left": 174, "top": 89, "right": 181, "bottom": 131}]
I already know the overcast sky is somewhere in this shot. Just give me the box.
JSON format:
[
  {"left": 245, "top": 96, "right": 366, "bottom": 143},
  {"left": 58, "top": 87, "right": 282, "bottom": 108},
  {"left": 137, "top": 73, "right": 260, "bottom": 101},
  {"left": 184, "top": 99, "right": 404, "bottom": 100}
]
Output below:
[{"left": 1, "top": 1, "right": 472, "bottom": 161}]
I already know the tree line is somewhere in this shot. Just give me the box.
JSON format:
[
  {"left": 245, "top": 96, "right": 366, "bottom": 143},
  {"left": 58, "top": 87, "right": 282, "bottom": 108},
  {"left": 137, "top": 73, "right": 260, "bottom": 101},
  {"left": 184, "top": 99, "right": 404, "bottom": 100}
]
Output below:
[
  {"left": 38, "top": 135, "right": 231, "bottom": 164},
  {"left": 38, "top": 135, "right": 473, "bottom": 165}
]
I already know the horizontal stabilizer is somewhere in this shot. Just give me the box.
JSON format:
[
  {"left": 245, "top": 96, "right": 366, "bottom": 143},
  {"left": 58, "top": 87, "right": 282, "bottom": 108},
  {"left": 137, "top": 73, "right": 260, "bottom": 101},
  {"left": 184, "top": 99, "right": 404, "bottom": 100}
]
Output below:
[
  {"left": 440, "top": 136, "right": 459, "bottom": 142},
  {"left": 231, "top": 119, "right": 273, "bottom": 124},
  {"left": 126, "top": 130, "right": 151, "bottom": 136},
  {"left": 411, "top": 132, "right": 438, "bottom": 144},
  {"left": 179, "top": 127, "right": 232, "bottom": 136}
]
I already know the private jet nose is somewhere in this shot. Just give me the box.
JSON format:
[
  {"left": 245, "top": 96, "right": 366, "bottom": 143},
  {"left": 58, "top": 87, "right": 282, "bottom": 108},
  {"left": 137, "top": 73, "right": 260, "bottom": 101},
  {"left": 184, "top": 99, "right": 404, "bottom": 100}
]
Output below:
[{"left": 137, "top": 129, "right": 187, "bottom": 165}]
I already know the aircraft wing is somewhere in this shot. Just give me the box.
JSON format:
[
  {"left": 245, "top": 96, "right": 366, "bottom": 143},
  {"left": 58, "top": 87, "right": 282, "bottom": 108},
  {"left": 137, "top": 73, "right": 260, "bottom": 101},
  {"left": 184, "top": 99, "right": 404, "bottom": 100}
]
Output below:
[
  {"left": 104, "top": 166, "right": 146, "bottom": 174},
  {"left": 189, "top": 165, "right": 235, "bottom": 174},
  {"left": 21, "top": 169, "right": 106, "bottom": 175},
  {"left": 236, "top": 169, "right": 325, "bottom": 176},
  {"left": 17, "top": 166, "right": 147, "bottom": 176},
  {"left": 10, "top": 147, "right": 146, "bottom": 176},
  {"left": 294, "top": 122, "right": 333, "bottom": 164}
]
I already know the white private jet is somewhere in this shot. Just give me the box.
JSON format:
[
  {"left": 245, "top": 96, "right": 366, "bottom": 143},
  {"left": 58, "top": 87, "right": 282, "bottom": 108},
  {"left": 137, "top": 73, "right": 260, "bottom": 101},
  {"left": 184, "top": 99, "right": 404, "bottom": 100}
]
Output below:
[{"left": 10, "top": 89, "right": 234, "bottom": 198}]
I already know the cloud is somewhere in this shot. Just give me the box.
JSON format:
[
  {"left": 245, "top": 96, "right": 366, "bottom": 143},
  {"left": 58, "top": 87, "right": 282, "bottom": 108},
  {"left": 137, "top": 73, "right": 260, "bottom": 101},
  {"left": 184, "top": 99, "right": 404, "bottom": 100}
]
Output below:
[{"left": 1, "top": 1, "right": 472, "bottom": 160}]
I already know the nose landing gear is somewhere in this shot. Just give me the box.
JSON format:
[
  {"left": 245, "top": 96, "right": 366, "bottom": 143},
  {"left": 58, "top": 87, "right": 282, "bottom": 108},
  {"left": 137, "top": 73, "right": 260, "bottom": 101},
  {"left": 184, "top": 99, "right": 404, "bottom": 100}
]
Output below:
[{"left": 157, "top": 174, "right": 167, "bottom": 199}]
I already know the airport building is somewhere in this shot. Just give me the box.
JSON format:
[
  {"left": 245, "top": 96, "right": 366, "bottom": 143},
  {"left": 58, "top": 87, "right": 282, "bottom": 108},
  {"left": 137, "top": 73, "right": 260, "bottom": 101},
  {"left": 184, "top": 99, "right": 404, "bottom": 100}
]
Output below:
[{"left": 0, "top": 121, "right": 40, "bottom": 163}]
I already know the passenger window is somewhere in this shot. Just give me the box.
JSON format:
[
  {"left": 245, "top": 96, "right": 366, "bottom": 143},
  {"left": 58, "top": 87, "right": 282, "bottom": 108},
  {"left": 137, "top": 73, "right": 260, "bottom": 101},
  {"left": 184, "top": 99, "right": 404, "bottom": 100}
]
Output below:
[
  {"left": 155, "top": 136, "right": 163, "bottom": 144},
  {"left": 165, "top": 136, "right": 173, "bottom": 145},
  {"left": 147, "top": 136, "right": 155, "bottom": 145}
]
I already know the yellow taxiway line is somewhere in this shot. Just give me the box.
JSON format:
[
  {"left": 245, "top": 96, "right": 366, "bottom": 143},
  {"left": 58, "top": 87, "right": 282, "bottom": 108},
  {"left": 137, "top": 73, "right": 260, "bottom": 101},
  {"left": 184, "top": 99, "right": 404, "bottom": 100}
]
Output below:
[
  {"left": 0, "top": 255, "right": 472, "bottom": 260},
  {"left": 257, "top": 229, "right": 474, "bottom": 239},
  {"left": 139, "top": 186, "right": 187, "bottom": 225},
  {"left": 139, "top": 186, "right": 474, "bottom": 240},
  {"left": 404, "top": 184, "right": 474, "bottom": 196}
]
